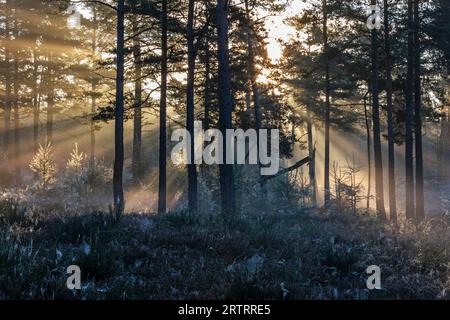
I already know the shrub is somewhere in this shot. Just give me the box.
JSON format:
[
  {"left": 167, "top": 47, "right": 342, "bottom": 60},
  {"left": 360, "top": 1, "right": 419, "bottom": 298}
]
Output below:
[{"left": 59, "top": 144, "right": 112, "bottom": 210}]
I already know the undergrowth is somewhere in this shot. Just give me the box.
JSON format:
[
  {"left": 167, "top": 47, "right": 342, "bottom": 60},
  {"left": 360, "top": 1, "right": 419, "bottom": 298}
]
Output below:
[{"left": 0, "top": 199, "right": 449, "bottom": 300}]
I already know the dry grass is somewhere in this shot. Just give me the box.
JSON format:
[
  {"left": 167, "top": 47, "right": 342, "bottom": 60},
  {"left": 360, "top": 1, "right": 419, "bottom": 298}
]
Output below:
[{"left": 0, "top": 200, "right": 449, "bottom": 300}]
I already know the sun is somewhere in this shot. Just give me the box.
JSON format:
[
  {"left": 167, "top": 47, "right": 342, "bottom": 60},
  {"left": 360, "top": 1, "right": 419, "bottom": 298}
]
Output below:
[{"left": 263, "top": 0, "right": 307, "bottom": 63}]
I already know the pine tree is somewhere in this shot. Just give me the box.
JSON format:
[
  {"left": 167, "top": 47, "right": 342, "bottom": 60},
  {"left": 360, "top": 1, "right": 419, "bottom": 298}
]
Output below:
[
  {"left": 370, "top": 0, "right": 386, "bottom": 219},
  {"left": 405, "top": 0, "right": 415, "bottom": 220},
  {"left": 383, "top": 0, "right": 397, "bottom": 222},
  {"left": 216, "top": 0, "right": 236, "bottom": 216},
  {"left": 29, "top": 142, "right": 57, "bottom": 190},
  {"left": 158, "top": 0, "right": 168, "bottom": 214},
  {"left": 113, "top": 0, "right": 126, "bottom": 215}
]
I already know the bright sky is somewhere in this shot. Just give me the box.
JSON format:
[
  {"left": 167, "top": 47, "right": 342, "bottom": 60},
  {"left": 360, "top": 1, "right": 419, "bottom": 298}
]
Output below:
[
  {"left": 264, "top": 0, "right": 306, "bottom": 62},
  {"left": 77, "top": 1, "right": 306, "bottom": 63},
  {"left": 74, "top": 0, "right": 306, "bottom": 93}
]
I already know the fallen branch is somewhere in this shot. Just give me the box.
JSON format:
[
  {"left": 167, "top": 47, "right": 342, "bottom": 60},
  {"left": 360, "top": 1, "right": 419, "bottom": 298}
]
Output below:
[{"left": 258, "top": 156, "right": 311, "bottom": 184}]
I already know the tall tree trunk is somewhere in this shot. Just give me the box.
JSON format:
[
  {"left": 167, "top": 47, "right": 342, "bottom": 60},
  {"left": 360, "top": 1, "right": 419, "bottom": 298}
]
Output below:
[
  {"left": 187, "top": 0, "right": 198, "bottom": 214},
  {"left": 32, "top": 49, "right": 40, "bottom": 152},
  {"left": 158, "top": 0, "right": 168, "bottom": 214},
  {"left": 244, "top": 0, "right": 267, "bottom": 202},
  {"left": 3, "top": 0, "right": 11, "bottom": 156},
  {"left": 414, "top": 0, "right": 424, "bottom": 222},
  {"left": 245, "top": 87, "right": 251, "bottom": 111},
  {"left": 132, "top": 19, "right": 142, "bottom": 180},
  {"left": 370, "top": 0, "right": 386, "bottom": 219},
  {"left": 216, "top": 0, "right": 236, "bottom": 216},
  {"left": 405, "top": 0, "right": 415, "bottom": 220},
  {"left": 364, "top": 91, "right": 372, "bottom": 210},
  {"left": 307, "top": 109, "right": 317, "bottom": 207},
  {"left": 46, "top": 54, "right": 54, "bottom": 144},
  {"left": 438, "top": 108, "right": 449, "bottom": 176},
  {"left": 323, "top": 0, "right": 331, "bottom": 206},
  {"left": 384, "top": 0, "right": 397, "bottom": 222},
  {"left": 90, "top": 6, "right": 97, "bottom": 164},
  {"left": 91, "top": 86, "right": 96, "bottom": 162},
  {"left": 113, "top": 0, "right": 125, "bottom": 214},
  {"left": 203, "top": 0, "right": 211, "bottom": 130},
  {"left": 13, "top": 4, "right": 20, "bottom": 182},
  {"left": 204, "top": 38, "right": 211, "bottom": 130},
  {"left": 244, "top": 0, "right": 261, "bottom": 132}
]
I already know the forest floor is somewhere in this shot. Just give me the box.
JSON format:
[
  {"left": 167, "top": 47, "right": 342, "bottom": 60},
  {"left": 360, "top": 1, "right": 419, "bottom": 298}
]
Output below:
[{"left": 1, "top": 203, "right": 450, "bottom": 300}]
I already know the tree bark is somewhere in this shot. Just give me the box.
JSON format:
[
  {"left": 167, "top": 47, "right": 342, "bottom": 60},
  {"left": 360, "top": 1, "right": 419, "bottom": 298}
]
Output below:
[
  {"left": 187, "top": 0, "right": 198, "bottom": 214},
  {"left": 244, "top": 0, "right": 268, "bottom": 202},
  {"left": 132, "top": 19, "right": 142, "bottom": 180},
  {"left": 414, "top": 0, "right": 424, "bottom": 222},
  {"left": 244, "top": 0, "right": 262, "bottom": 132},
  {"left": 46, "top": 53, "right": 54, "bottom": 144},
  {"left": 384, "top": 0, "right": 397, "bottom": 222},
  {"left": 203, "top": 0, "right": 211, "bottom": 130},
  {"left": 113, "top": 0, "right": 125, "bottom": 214},
  {"left": 13, "top": 3, "right": 20, "bottom": 181},
  {"left": 323, "top": 0, "right": 331, "bottom": 206},
  {"left": 90, "top": 6, "right": 98, "bottom": 164},
  {"left": 32, "top": 49, "right": 40, "bottom": 152},
  {"left": 216, "top": 0, "right": 236, "bottom": 216},
  {"left": 91, "top": 86, "right": 97, "bottom": 163},
  {"left": 2, "top": 0, "right": 11, "bottom": 158},
  {"left": 438, "top": 108, "right": 449, "bottom": 176},
  {"left": 405, "top": 0, "right": 415, "bottom": 220},
  {"left": 158, "top": 0, "right": 168, "bottom": 214},
  {"left": 364, "top": 91, "right": 372, "bottom": 210},
  {"left": 307, "top": 109, "right": 317, "bottom": 207},
  {"left": 370, "top": 0, "right": 386, "bottom": 219},
  {"left": 204, "top": 39, "right": 211, "bottom": 130}
]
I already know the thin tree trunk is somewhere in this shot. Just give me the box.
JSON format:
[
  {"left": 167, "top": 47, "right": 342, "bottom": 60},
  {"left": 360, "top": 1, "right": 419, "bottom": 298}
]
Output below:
[
  {"left": 370, "top": 0, "right": 386, "bottom": 219},
  {"left": 384, "top": 0, "right": 397, "bottom": 222},
  {"left": 405, "top": 0, "right": 415, "bottom": 220},
  {"left": 438, "top": 108, "right": 449, "bottom": 176},
  {"left": 46, "top": 54, "right": 54, "bottom": 144},
  {"left": 158, "top": 0, "right": 168, "bottom": 214},
  {"left": 132, "top": 19, "right": 142, "bottom": 180},
  {"left": 245, "top": 87, "right": 251, "bottom": 111},
  {"left": 307, "top": 109, "right": 317, "bottom": 207},
  {"left": 3, "top": 0, "right": 11, "bottom": 156},
  {"left": 12, "top": 3, "right": 20, "bottom": 182},
  {"left": 364, "top": 91, "right": 372, "bottom": 210},
  {"left": 216, "top": 0, "right": 236, "bottom": 216},
  {"left": 113, "top": 0, "right": 125, "bottom": 214},
  {"left": 323, "top": 0, "right": 331, "bottom": 206},
  {"left": 90, "top": 6, "right": 97, "bottom": 164},
  {"left": 244, "top": 0, "right": 261, "bottom": 132},
  {"left": 91, "top": 84, "right": 96, "bottom": 163},
  {"left": 414, "top": 0, "right": 424, "bottom": 222},
  {"left": 204, "top": 0, "right": 211, "bottom": 130},
  {"left": 204, "top": 39, "right": 211, "bottom": 130},
  {"left": 244, "top": 0, "right": 268, "bottom": 202},
  {"left": 187, "top": 0, "right": 198, "bottom": 214},
  {"left": 32, "top": 49, "right": 40, "bottom": 151}
]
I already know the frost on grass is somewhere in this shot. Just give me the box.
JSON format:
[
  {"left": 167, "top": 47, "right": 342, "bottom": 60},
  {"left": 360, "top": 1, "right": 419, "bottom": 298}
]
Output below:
[{"left": 0, "top": 202, "right": 450, "bottom": 300}]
